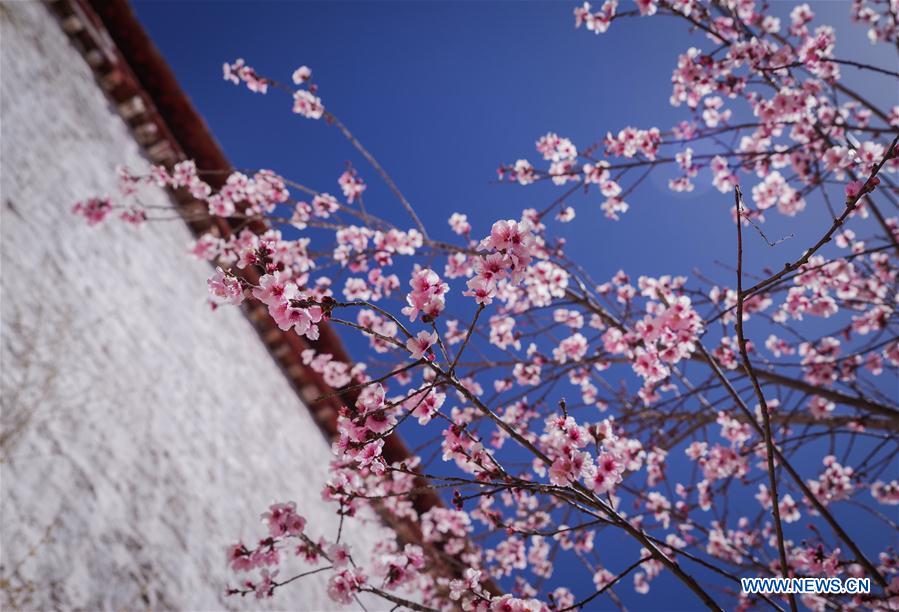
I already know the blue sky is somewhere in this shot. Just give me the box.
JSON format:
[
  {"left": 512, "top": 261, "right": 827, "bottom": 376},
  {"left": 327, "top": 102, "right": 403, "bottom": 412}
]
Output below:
[
  {"left": 130, "top": 1, "right": 895, "bottom": 288},
  {"left": 133, "top": 2, "right": 897, "bottom": 609}
]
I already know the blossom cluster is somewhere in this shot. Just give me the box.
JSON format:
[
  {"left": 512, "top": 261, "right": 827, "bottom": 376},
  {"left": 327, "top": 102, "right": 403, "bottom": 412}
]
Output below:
[{"left": 225, "top": 58, "right": 324, "bottom": 119}]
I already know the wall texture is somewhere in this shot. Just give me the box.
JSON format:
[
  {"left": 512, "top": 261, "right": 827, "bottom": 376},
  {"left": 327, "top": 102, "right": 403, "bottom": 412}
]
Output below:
[{"left": 0, "top": 2, "right": 387, "bottom": 609}]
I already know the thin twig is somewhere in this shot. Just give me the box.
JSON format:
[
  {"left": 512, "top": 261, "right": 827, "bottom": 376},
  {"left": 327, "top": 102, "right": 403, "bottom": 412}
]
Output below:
[{"left": 734, "top": 186, "right": 798, "bottom": 612}]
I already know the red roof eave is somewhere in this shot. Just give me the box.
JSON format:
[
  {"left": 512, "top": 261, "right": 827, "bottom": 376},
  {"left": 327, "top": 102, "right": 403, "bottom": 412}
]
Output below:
[{"left": 50, "top": 0, "right": 448, "bottom": 542}]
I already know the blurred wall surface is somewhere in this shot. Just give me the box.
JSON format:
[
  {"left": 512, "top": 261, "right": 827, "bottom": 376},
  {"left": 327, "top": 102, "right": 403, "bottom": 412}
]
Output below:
[{"left": 0, "top": 2, "right": 387, "bottom": 609}]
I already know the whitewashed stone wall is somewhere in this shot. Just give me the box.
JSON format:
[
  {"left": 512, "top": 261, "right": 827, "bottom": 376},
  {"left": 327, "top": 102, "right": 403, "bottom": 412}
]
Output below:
[{"left": 0, "top": 3, "right": 388, "bottom": 610}]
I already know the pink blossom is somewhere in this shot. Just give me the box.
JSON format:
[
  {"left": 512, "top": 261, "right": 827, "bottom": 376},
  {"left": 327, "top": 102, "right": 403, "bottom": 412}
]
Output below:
[
  {"left": 845, "top": 180, "right": 865, "bottom": 199},
  {"left": 207, "top": 267, "right": 245, "bottom": 305},
  {"left": 254, "top": 568, "right": 278, "bottom": 598},
  {"left": 227, "top": 543, "right": 255, "bottom": 573},
  {"left": 552, "top": 333, "right": 588, "bottom": 364},
  {"left": 808, "top": 396, "right": 835, "bottom": 420},
  {"left": 72, "top": 197, "right": 113, "bottom": 226},
  {"left": 261, "top": 501, "right": 306, "bottom": 537},
  {"left": 406, "top": 330, "right": 437, "bottom": 360},
  {"left": 448, "top": 212, "right": 471, "bottom": 235},
  {"left": 338, "top": 169, "right": 366, "bottom": 203},
  {"left": 402, "top": 266, "right": 449, "bottom": 322},
  {"left": 293, "top": 90, "right": 324, "bottom": 119},
  {"left": 358, "top": 438, "right": 384, "bottom": 469},
  {"left": 223, "top": 58, "right": 268, "bottom": 93},
  {"left": 872, "top": 481, "right": 899, "bottom": 505},
  {"left": 512, "top": 159, "right": 536, "bottom": 185},
  {"left": 585, "top": 452, "right": 624, "bottom": 494},
  {"left": 291, "top": 65, "right": 312, "bottom": 85},
  {"left": 574, "top": 1, "right": 617, "bottom": 34},
  {"left": 327, "top": 568, "right": 366, "bottom": 605},
  {"left": 779, "top": 494, "right": 801, "bottom": 523}
]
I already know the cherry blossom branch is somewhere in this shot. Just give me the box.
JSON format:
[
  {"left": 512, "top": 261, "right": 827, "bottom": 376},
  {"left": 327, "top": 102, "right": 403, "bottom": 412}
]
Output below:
[
  {"left": 741, "top": 135, "right": 899, "bottom": 298},
  {"left": 359, "top": 588, "right": 437, "bottom": 612},
  {"left": 559, "top": 554, "right": 653, "bottom": 612},
  {"left": 421, "top": 358, "right": 724, "bottom": 609},
  {"left": 449, "top": 304, "right": 485, "bottom": 376},
  {"left": 755, "top": 58, "right": 899, "bottom": 80},
  {"left": 733, "top": 185, "right": 797, "bottom": 612},
  {"left": 325, "top": 112, "right": 430, "bottom": 240},
  {"left": 694, "top": 342, "right": 889, "bottom": 589}
]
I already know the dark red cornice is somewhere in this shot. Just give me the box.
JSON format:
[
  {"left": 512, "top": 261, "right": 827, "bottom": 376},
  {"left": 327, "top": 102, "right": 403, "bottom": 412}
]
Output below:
[{"left": 49, "top": 0, "right": 447, "bottom": 536}]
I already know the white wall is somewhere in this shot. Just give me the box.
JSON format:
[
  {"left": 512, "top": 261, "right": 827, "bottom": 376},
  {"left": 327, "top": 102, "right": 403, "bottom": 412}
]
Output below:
[{"left": 0, "top": 3, "right": 387, "bottom": 609}]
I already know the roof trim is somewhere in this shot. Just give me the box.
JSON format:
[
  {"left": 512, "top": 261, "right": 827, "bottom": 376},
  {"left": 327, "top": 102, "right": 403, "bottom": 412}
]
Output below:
[{"left": 48, "top": 0, "right": 451, "bottom": 553}]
